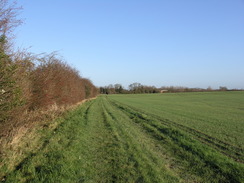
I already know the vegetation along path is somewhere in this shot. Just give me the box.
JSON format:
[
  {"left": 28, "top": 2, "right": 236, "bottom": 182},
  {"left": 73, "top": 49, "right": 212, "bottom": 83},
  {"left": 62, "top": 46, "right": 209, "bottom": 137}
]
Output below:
[{"left": 3, "top": 94, "right": 244, "bottom": 183}]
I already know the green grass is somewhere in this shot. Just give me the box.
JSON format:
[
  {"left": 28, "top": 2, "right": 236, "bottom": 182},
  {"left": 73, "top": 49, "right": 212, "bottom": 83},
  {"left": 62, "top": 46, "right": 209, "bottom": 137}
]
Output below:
[
  {"left": 2, "top": 92, "right": 244, "bottom": 182},
  {"left": 109, "top": 92, "right": 244, "bottom": 149}
]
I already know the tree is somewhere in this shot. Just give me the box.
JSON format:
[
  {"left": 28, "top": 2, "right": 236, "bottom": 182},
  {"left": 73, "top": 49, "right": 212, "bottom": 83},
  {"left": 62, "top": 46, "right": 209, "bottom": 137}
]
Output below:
[
  {"left": 0, "top": 0, "right": 22, "bottom": 33},
  {"left": 114, "top": 83, "right": 123, "bottom": 94},
  {"left": 219, "top": 86, "right": 228, "bottom": 91},
  {"left": 129, "top": 83, "right": 142, "bottom": 93}
]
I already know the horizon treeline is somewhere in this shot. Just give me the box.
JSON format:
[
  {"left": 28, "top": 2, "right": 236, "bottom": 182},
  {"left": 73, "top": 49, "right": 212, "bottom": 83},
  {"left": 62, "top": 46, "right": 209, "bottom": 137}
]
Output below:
[
  {"left": 0, "top": 0, "right": 97, "bottom": 136},
  {"left": 100, "top": 83, "right": 241, "bottom": 94}
]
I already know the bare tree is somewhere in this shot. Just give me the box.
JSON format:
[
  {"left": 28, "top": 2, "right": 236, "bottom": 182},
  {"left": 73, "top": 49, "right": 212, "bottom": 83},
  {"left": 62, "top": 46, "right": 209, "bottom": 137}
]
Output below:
[
  {"left": 0, "top": 0, "right": 22, "bottom": 35},
  {"left": 0, "top": 0, "right": 22, "bottom": 53}
]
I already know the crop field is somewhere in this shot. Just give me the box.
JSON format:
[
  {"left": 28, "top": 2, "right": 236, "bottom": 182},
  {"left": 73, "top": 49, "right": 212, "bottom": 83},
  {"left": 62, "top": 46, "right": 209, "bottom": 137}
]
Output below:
[
  {"left": 109, "top": 92, "right": 244, "bottom": 151},
  {"left": 3, "top": 92, "right": 244, "bottom": 182}
]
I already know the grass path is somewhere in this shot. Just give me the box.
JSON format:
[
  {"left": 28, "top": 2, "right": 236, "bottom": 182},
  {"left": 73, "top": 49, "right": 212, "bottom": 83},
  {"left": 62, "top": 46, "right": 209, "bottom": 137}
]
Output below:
[{"left": 3, "top": 96, "right": 244, "bottom": 182}]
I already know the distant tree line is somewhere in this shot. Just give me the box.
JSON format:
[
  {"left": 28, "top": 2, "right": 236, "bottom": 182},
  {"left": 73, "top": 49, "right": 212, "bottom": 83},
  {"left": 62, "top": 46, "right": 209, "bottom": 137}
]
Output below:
[
  {"left": 0, "top": 0, "right": 98, "bottom": 136},
  {"left": 100, "top": 83, "right": 242, "bottom": 95},
  {"left": 100, "top": 83, "right": 159, "bottom": 94},
  {"left": 100, "top": 83, "right": 160, "bottom": 94}
]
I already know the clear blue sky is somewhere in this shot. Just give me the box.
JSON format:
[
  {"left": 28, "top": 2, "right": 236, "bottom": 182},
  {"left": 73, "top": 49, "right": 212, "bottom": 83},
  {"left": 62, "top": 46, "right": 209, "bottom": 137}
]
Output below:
[{"left": 14, "top": 0, "right": 244, "bottom": 89}]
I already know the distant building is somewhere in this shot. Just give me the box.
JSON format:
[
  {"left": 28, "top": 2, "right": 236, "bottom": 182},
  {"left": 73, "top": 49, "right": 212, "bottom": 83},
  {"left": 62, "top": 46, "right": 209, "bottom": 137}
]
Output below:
[{"left": 160, "top": 90, "right": 168, "bottom": 93}]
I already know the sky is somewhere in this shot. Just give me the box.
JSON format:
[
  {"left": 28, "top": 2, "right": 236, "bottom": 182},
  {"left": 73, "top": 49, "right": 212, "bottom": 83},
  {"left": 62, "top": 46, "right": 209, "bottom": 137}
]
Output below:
[{"left": 14, "top": 0, "right": 244, "bottom": 89}]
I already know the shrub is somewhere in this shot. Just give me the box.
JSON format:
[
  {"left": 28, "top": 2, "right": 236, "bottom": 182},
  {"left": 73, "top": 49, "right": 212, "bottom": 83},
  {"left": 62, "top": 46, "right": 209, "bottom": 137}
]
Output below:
[
  {"left": 0, "top": 36, "right": 23, "bottom": 124},
  {"left": 31, "top": 54, "right": 97, "bottom": 109}
]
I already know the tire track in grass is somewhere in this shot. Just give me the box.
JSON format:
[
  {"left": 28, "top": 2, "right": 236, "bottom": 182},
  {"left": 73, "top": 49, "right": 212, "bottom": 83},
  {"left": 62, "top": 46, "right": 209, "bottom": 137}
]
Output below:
[
  {"left": 97, "top": 99, "right": 146, "bottom": 182},
  {"left": 73, "top": 97, "right": 139, "bottom": 182},
  {"left": 74, "top": 98, "right": 115, "bottom": 182},
  {"left": 101, "top": 97, "right": 180, "bottom": 183},
  {"left": 77, "top": 97, "right": 154, "bottom": 182},
  {"left": 101, "top": 102, "right": 145, "bottom": 182}
]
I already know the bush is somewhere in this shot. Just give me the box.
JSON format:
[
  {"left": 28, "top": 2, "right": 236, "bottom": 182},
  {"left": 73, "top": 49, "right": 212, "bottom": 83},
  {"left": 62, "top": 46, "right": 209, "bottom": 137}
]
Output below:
[
  {"left": 0, "top": 36, "right": 23, "bottom": 124},
  {"left": 31, "top": 54, "right": 97, "bottom": 109}
]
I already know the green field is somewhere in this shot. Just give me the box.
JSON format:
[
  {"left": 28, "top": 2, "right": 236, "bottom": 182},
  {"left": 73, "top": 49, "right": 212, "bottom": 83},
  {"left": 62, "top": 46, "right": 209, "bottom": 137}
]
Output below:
[
  {"left": 3, "top": 92, "right": 244, "bottom": 182},
  {"left": 109, "top": 91, "right": 244, "bottom": 150}
]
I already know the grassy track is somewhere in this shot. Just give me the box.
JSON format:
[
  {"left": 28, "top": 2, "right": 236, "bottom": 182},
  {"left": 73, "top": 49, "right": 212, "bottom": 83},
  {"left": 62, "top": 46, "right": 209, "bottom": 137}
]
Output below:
[{"left": 3, "top": 93, "right": 244, "bottom": 182}]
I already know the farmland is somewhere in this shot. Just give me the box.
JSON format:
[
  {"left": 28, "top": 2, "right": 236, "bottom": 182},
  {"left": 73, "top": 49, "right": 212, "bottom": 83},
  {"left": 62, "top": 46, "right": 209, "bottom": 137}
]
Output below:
[
  {"left": 2, "top": 92, "right": 244, "bottom": 182},
  {"left": 109, "top": 91, "right": 244, "bottom": 150}
]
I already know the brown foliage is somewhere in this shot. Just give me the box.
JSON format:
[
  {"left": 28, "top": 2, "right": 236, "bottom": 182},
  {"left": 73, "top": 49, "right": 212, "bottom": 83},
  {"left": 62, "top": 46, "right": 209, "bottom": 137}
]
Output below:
[{"left": 31, "top": 54, "right": 97, "bottom": 109}]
